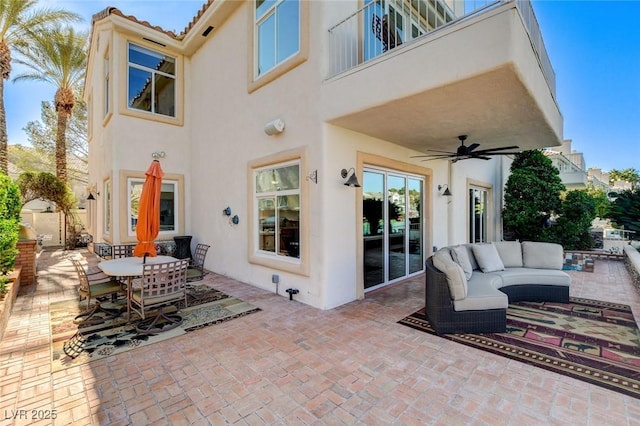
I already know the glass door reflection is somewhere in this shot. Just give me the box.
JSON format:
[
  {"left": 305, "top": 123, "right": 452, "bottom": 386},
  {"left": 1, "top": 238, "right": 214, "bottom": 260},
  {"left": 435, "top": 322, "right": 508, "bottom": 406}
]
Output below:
[
  {"left": 363, "top": 171, "right": 385, "bottom": 289},
  {"left": 363, "top": 168, "right": 425, "bottom": 291},
  {"left": 387, "top": 175, "right": 406, "bottom": 281}
]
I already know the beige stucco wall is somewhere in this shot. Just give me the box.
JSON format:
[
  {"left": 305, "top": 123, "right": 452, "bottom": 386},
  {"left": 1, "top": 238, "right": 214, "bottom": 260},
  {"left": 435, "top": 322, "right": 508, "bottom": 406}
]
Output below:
[{"left": 85, "top": 0, "right": 557, "bottom": 309}]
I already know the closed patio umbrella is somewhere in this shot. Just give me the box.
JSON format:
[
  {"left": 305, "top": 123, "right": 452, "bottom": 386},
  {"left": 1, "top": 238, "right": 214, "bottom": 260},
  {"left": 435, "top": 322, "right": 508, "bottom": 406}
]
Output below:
[{"left": 133, "top": 160, "right": 164, "bottom": 258}]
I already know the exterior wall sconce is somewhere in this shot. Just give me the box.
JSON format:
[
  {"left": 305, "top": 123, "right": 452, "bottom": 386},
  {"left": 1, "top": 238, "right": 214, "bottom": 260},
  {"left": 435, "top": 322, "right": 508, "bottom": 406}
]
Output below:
[
  {"left": 152, "top": 151, "right": 166, "bottom": 159},
  {"left": 306, "top": 169, "right": 318, "bottom": 184},
  {"left": 264, "top": 118, "right": 285, "bottom": 136},
  {"left": 438, "top": 184, "right": 452, "bottom": 196},
  {"left": 223, "top": 207, "right": 239, "bottom": 224},
  {"left": 87, "top": 192, "right": 100, "bottom": 200},
  {"left": 341, "top": 168, "right": 361, "bottom": 187}
]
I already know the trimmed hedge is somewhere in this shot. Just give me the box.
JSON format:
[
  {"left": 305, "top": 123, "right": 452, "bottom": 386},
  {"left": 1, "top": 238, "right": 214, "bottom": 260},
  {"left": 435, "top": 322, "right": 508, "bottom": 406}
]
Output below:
[{"left": 0, "top": 174, "right": 22, "bottom": 276}]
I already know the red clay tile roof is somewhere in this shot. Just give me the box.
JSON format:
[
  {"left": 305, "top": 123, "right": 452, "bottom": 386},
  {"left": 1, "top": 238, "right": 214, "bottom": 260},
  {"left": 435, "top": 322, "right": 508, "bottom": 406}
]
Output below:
[
  {"left": 181, "top": 0, "right": 215, "bottom": 37},
  {"left": 91, "top": 1, "right": 215, "bottom": 40}
]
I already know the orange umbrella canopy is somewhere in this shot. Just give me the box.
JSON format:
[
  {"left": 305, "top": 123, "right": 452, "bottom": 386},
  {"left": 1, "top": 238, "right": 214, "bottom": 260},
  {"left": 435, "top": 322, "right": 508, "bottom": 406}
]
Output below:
[{"left": 133, "top": 160, "right": 164, "bottom": 258}]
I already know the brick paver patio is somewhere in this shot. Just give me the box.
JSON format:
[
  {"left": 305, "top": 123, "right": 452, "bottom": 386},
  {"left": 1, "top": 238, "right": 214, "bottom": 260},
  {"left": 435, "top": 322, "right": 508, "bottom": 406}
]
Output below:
[{"left": 1, "top": 248, "right": 639, "bottom": 425}]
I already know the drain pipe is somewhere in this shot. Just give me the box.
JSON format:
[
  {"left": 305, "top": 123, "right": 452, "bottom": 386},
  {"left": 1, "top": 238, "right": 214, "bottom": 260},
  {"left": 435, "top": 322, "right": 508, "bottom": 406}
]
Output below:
[{"left": 285, "top": 288, "right": 299, "bottom": 301}]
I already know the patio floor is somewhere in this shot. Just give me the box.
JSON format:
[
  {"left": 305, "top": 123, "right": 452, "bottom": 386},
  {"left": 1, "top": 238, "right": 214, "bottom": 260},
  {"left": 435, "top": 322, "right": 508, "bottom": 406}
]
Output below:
[{"left": 1, "top": 248, "right": 640, "bottom": 425}]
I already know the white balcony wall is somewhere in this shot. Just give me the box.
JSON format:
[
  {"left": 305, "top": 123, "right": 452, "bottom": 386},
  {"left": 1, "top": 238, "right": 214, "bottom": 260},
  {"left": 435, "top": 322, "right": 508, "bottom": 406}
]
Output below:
[{"left": 322, "top": 2, "right": 562, "bottom": 153}]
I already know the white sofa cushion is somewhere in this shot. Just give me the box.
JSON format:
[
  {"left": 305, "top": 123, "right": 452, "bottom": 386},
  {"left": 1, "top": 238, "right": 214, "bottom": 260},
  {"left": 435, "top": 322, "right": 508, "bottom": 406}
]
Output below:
[
  {"left": 522, "top": 241, "right": 564, "bottom": 270},
  {"left": 472, "top": 243, "right": 505, "bottom": 273},
  {"left": 433, "top": 249, "right": 468, "bottom": 300},
  {"left": 451, "top": 245, "right": 473, "bottom": 280},
  {"left": 453, "top": 280, "right": 508, "bottom": 311},
  {"left": 490, "top": 268, "right": 571, "bottom": 287},
  {"left": 467, "top": 271, "right": 503, "bottom": 290},
  {"left": 493, "top": 241, "right": 523, "bottom": 268}
]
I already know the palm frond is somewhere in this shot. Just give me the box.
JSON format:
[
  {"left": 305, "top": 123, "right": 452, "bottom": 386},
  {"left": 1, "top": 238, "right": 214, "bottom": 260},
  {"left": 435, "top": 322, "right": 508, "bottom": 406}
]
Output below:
[{"left": 12, "top": 24, "right": 87, "bottom": 89}]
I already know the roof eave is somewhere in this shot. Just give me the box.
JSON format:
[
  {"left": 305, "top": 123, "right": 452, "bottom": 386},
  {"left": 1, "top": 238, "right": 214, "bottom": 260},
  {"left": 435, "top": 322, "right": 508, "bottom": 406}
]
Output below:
[{"left": 180, "top": 0, "right": 244, "bottom": 56}]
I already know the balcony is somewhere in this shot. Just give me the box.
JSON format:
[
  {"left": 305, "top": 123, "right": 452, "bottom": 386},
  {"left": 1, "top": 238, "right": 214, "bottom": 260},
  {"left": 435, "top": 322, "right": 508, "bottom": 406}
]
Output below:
[
  {"left": 559, "top": 171, "right": 589, "bottom": 189},
  {"left": 322, "top": 0, "right": 563, "bottom": 152}
]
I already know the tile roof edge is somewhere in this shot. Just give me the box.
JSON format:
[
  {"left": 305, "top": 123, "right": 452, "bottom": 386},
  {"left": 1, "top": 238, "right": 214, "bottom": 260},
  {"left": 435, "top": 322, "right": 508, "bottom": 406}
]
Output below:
[
  {"left": 91, "top": 6, "right": 179, "bottom": 39},
  {"left": 91, "top": 1, "right": 216, "bottom": 41},
  {"left": 180, "top": 0, "right": 215, "bottom": 37}
]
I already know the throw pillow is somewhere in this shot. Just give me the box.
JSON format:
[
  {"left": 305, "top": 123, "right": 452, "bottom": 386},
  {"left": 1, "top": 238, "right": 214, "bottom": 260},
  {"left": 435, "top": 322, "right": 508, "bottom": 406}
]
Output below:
[
  {"left": 432, "top": 249, "right": 468, "bottom": 300},
  {"left": 472, "top": 243, "right": 505, "bottom": 273},
  {"left": 522, "top": 241, "right": 564, "bottom": 270},
  {"left": 451, "top": 245, "right": 473, "bottom": 280},
  {"left": 493, "top": 241, "right": 523, "bottom": 268},
  {"left": 462, "top": 244, "right": 479, "bottom": 270}
]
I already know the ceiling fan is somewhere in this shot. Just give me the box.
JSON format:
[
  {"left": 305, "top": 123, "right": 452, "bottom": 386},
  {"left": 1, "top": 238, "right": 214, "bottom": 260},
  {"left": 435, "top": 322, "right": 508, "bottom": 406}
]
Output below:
[{"left": 411, "top": 135, "right": 520, "bottom": 162}]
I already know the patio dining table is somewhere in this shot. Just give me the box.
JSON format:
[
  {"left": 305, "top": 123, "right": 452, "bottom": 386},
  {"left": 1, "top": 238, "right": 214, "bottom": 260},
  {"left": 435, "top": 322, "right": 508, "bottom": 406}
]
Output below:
[{"left": 98, "top": 255, "right": 179, "bottom": 320}]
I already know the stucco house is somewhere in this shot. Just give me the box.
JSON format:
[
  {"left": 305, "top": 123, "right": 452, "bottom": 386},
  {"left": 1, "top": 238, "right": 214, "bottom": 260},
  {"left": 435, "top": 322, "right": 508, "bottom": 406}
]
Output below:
[{"left": 84, "top": 0, "right": 562, "bottom": 309}]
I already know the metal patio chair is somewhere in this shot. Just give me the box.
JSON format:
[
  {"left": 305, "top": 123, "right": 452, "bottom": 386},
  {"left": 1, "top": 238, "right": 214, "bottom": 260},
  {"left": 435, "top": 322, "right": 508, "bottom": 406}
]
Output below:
[
  {"left": 129, "top": 259, "right": 189, "bottom": 333},
  {"left": 187, "top": 243, "right": 210, "bottom": 282},
  {"left": 111, "top": 244, "right": 136, "bottom": 259},
  {"left": 71, "top": 258, "right": 124, "bottom": 325}
]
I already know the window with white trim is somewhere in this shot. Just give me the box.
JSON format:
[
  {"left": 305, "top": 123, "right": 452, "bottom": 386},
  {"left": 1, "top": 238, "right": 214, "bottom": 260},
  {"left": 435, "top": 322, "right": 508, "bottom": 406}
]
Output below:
[
  {"left": 127, "top": 43, "right": 176, "bottom": 117},
  {"left": 255, "top": 0, "right": 300, "bottom": 78},
  {"left": 469, "top": 186, "right": 489, "bottom": 243},
  {"left": 255, "top": 161, "right": 300, "bottom": 259},
  {"left": 104, "top": 51, "right": 110, "bottom": 117},
  {"left": 127, "top": 178, "right": 178, "bottom": 237},
  {"left": 104, "top": 180, "right": 112, "bottom": 235}
]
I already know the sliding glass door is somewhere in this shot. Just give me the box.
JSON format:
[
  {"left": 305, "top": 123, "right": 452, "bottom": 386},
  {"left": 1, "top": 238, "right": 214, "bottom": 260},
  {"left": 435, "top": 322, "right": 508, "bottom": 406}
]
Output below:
[{"left": 363, "top": 168, "right": 424, "bottom": 291}]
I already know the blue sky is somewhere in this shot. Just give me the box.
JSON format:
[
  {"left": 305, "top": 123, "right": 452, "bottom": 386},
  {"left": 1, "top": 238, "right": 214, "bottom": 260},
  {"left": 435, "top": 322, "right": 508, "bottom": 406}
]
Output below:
[{"left": 5, "top": 0, "right": 640, "bottom": 172}]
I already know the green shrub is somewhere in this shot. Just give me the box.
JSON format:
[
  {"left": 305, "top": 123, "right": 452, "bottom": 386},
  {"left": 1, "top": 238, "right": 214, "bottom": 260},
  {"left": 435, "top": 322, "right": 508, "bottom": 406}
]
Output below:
[
  {"left": 0, "top": 276, "right": 9, "bottom": 296},
  {"left": 502, "top": 150, "right": 565, "bottom": 241},
  {"left": 0, "top": 174, "right": 22, "bottom": 275},
  {"left": 550, "top": 189, "right": 597, "bottom": 250}
]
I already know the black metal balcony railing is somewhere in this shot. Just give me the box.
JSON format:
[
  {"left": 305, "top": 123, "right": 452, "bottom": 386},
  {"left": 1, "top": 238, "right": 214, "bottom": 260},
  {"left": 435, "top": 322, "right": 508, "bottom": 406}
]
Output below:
[{"left": 328, "top": 0, "right": 555, "bottom": 98}]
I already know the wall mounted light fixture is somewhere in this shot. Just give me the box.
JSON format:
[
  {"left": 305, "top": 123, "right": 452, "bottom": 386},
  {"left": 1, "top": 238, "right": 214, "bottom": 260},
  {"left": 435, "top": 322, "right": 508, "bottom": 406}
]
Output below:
[
  {"left": 152, "top": 151, "right": 166, "bottom": 159},
  {"left": 306, "top": 169, "right": 318, "bottom": 184},
  {"left": 341, "top": 168, "right": 361, "bottom": 187},
  {"left": 438, "top": 184, "right": 452, "bottom": 196}
]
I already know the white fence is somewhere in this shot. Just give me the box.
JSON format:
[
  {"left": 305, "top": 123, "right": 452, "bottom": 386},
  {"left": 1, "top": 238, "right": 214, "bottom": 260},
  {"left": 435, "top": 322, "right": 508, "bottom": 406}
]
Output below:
[{"left": 20, "top": 210, "right": 88, "bottom": 247}]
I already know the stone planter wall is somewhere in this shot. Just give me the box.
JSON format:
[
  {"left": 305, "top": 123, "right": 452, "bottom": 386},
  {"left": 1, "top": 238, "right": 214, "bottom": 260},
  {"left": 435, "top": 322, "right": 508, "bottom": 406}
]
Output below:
[
  {"left": 624, "top": 245, "right": 640, "bottom": 291},
  {"left": 16, "top": 239, "right": 37, "bottom": 286},
  {"left": 0, "top": 268, "right": 22, "bottom": 341}
]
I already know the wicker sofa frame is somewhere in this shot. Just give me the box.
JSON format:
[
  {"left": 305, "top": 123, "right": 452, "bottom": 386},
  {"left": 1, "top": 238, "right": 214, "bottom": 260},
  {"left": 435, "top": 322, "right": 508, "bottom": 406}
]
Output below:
[{"left": 425, "top": 257, "right": 569, "bottom": 335}]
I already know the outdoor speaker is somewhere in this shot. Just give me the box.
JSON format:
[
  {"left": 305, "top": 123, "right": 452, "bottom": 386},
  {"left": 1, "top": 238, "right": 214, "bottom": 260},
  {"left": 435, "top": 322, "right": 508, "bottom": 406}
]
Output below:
[{"left": 264, "top": 118, "right": 285, "bottom": 136}]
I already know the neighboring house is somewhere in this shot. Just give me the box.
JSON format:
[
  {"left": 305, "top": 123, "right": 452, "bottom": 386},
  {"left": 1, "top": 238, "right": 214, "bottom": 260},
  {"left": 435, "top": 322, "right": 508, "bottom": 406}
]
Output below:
[
  {"left": 544, "top": 139, "right": 590, "bottom": 190},
  {"left": 84, "top": 0, "right": 562, "bottom": 309},
  {"left": 545, "top": 140, "right": 615, "bottom": 194},
  {"left": 586, "top": 167, "right": 612, "bottom": 194}
]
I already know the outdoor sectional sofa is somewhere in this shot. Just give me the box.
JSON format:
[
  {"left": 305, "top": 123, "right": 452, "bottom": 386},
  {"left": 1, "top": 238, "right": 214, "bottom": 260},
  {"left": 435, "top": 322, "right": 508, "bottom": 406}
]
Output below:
[{"left": 425, "top": 241, "right": 570, "bottom": 334}]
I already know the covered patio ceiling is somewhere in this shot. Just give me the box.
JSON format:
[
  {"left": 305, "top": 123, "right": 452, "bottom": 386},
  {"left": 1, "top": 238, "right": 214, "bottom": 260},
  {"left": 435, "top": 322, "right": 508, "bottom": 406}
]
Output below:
[{"left": 327, "top": 65, "right": 563, "bottom": 154}]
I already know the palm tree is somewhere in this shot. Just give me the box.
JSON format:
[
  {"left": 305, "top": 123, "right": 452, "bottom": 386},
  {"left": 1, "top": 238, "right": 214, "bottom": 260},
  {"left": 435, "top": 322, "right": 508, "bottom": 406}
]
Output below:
[
  {"left": 13, "top": 24, "right": 87, "bottom": 183},
  {"left": 0, "top": 0, "right": 80, "bottom": 174}
]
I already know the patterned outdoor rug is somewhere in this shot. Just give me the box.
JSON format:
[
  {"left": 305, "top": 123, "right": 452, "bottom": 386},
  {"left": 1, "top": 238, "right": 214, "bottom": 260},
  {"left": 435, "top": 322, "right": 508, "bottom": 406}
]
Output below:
[
  {"left": 50, "top": 285, "right": 260, "bottom": 372},
  {"left": 399, "top": 297, "right": 640, "bottom": 399}
]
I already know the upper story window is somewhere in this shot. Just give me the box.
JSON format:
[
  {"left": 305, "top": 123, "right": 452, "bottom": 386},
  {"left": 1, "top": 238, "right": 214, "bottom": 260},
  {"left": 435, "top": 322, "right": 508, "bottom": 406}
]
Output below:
[
  {"left": 255, "top": 0, "right": 300, "bottom": 78},
  {"left": 127, "top": 43, "right": 176, "bottom": 117}
]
